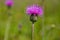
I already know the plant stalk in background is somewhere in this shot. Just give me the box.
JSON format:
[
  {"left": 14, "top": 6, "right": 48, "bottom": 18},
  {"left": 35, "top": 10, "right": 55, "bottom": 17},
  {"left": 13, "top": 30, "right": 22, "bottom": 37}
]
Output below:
[{"left": 4, "top": 0, "right": 14, "bottom": 40}]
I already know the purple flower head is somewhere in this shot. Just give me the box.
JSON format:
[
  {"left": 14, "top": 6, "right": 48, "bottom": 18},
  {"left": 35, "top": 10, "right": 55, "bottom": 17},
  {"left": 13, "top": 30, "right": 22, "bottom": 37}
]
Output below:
[
  {"left": 5, "top": 0, "right": 14, "bottom": 6},
  {"left": 26, "top": 5, "right": 43, "bottom": 16}
]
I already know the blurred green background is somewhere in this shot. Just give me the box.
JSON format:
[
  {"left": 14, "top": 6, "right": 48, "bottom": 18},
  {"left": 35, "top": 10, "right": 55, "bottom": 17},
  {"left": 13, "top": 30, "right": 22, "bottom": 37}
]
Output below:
[{"left": 0, "top": 0, "right": 60, "bottom": 40}]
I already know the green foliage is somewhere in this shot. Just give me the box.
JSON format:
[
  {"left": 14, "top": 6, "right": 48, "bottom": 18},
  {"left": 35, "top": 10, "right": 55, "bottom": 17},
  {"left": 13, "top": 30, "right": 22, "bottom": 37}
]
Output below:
[{"left": 0, "top": 0, "right": 60, "bottom": 40}]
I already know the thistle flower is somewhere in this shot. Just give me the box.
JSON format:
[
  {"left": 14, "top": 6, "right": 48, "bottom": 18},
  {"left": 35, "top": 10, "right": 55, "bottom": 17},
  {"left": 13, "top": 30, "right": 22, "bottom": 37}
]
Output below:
[
  {"left": 26, "top": 5, "right": 43, "bottom": 23},
  {"left": 5, "top": 0, "right": 14, "bottom": 9},
  {"left": 26, "top": 5, "right": 43, "bottom": 16},
  {"left": 5, "top": 0, "right": 13, "bottom": 6},
  {"left": 26, "top": 5, "right": 43, "bottom": 40}
]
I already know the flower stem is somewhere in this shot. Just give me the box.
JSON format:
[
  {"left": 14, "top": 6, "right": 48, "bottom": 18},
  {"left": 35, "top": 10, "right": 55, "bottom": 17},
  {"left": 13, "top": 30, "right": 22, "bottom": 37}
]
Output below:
[
  {"left": 4, "top": 8, "right": 12, "bottom": 40},
  {"left": 31, "top": 23, "right": 34, "bottom": 40},
  {"left": 4, "top": 16, "right": 12, "bottom": 40}
]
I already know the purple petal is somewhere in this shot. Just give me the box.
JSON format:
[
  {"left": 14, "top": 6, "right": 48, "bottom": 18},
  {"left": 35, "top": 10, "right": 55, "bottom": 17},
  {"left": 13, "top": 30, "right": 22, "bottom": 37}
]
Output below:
[
  {"left": 5, "top": 0, "right": 14, "bottom": 6},
  {"left": 26, "top": 5, "right": 43, "bottom": 16}
]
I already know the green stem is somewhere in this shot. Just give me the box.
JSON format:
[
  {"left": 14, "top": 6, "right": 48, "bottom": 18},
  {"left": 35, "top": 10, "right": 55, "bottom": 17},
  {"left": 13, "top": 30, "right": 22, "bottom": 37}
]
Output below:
[
  {"left": 4, "top": 9, "right": 12, "bottom": 40},
  {"left": 4, "top": 16, "right": 12, "bottom": 40},
  {"left": 31, "top": 23, "right": 34, "bottom": 40}
]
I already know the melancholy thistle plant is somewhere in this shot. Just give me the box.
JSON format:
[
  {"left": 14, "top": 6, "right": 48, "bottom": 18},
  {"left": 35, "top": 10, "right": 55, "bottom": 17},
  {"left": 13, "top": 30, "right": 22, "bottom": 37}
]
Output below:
[
  {"left": 26, "top": 4, "right": 43, "bottom": 40},
  {"left": 5, "top": 0, "right": 14, "bottom": 16},
  {"left": 4, "top": 0, "right": 14, "bottom": 40},
  {"left": 5, "top": 0, "right": 14, "bottom": 9},
  {"left": 26, "top": 5, "right": 43, "bottom": 23}
]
